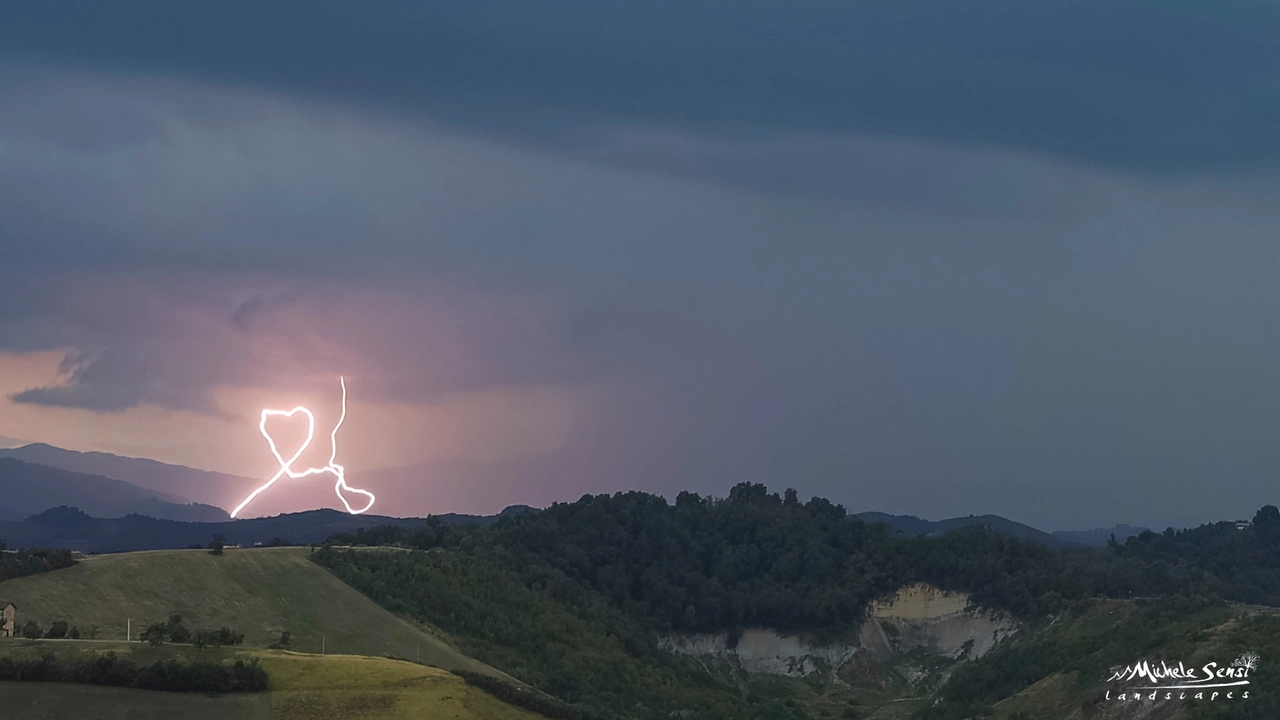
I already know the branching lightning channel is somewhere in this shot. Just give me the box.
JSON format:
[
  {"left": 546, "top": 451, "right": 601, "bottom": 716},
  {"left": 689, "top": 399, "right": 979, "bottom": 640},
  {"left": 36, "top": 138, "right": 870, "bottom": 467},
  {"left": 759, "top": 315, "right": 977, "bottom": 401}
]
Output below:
[{"left": 230, "top": 376, "right": 375, "bottom": 518}]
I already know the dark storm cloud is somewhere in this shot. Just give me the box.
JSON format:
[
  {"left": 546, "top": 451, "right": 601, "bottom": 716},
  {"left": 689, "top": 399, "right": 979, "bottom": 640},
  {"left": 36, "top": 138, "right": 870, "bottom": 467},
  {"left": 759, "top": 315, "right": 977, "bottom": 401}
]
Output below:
[
  {"left": 5, "top": 4, "right": 1280, "bottom": 531},
  {"left": 2, "top": 1, "right": 1279, "bottom": 177}
]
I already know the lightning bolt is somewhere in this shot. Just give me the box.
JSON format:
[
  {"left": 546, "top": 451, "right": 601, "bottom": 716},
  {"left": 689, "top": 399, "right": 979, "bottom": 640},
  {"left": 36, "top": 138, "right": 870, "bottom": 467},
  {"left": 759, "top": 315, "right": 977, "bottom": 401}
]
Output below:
[{"left": 230, "top": 376, "right": 375, "bottom": 518}]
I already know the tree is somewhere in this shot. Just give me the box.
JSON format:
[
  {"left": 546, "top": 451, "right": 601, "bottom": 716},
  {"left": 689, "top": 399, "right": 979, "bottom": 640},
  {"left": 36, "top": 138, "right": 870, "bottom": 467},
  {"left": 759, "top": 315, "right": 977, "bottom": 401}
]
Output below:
[
  {"left": 1254, "top": 505, "right": 1280, "bottom": 527},
  {"left": 209, "top": 533, "right": 226, "bottom": 556},
  {"left": 44, "top": 620, "right": 69, "bottom": 639},
  {"left": 141, "top": 623, "right": 168, "bottom": 646},
  {"left": 215, "top": 626, "right": 245, "bottom": 645},
  {"left": 193, "top": 629, "right": 214, "bottom": 649},
  {"left": 21, "top": 620, "right": 41, "bottom": 639},
  {"left": 783, "top": 488, "right": 800, "bottom": 508},
  {"left": 68, "top": 626, "right": 81, "bottom": 639},
  {"left": 166, "top": 614, "right": 191, "bottom": 644}
]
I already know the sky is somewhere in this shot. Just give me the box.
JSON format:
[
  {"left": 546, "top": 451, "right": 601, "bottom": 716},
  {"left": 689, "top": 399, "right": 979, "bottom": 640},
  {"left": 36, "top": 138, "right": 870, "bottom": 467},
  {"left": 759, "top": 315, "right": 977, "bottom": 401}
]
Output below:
[{"left": 2, "top": 1, "right": 1280, "bottom": 530}]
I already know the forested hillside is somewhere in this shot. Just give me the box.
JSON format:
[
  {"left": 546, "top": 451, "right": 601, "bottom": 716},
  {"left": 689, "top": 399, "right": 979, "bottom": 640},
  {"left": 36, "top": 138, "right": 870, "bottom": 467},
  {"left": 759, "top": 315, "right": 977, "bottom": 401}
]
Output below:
[
  {"left": 324, "top": 483, "right": 1270, "bottom": 634},
  {"left": 317, "top": 484, "right": 1280, "bottom": 719}
]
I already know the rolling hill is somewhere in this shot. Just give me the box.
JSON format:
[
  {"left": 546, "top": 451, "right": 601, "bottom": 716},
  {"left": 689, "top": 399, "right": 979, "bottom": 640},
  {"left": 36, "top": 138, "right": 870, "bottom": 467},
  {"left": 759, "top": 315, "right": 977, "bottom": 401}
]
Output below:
[
  {"left": 0, "top": 546, "right": 515, "bottom": 684},
  {"left": 0, "top": 458, "right": 229, "bottom": 522}
]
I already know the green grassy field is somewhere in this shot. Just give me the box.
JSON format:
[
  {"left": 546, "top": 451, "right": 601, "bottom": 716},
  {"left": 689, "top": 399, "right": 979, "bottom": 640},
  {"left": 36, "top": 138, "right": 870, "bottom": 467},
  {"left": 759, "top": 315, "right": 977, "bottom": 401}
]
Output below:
[
  {"left": 0, "top": 642, "right": 547, "bottom": 720},
  {"left": 0, "top": 547, "right": 512, "bottom": 682}
]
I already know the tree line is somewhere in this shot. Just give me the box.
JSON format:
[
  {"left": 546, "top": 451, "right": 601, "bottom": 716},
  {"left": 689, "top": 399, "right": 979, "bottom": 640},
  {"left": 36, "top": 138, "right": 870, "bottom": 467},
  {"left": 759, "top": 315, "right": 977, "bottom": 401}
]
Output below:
[{"left": 138, "top": 614, "right": 245, "bottom": 649}]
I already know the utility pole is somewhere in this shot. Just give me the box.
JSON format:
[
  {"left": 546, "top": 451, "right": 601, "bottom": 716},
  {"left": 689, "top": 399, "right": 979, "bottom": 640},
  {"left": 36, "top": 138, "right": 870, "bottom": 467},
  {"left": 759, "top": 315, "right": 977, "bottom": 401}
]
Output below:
[
  {"left": 127, "top": 618, "right": 131, "bottom": 642},
  {"left": 321, "top": 636, "right": 325, "bottom": 655}
]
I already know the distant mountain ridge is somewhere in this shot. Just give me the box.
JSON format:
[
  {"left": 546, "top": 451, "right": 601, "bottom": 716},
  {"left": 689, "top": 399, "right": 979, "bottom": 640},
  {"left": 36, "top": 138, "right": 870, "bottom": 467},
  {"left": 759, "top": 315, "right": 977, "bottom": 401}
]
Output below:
[
  {"left": 0, "top": 504, "right": 540, "bottom": 553},
  {"left": 0, "top": 458, "right": 229, "bottom": 522},
  {"left": 856, "top": 511, "right": 1084, "bottom": 549},
  {"left": 1050, "top": 524, "right": 1150, "bottom": 547},
  {"left": 0, "top": 443, "right": 263, "bottom": 513},
  {"left": 0, "top": 443, "right": 524, "bottom": 519}
]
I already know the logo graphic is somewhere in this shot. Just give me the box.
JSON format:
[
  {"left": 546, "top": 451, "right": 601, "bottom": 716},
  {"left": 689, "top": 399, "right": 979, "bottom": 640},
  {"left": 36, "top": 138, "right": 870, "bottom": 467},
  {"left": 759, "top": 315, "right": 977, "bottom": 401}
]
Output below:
[
  {"left": 230, "top": 376, "right": 375, "bottom": 518},
  {"left": 1103, "top": 652, "right": 1257, "bottom": 702}
]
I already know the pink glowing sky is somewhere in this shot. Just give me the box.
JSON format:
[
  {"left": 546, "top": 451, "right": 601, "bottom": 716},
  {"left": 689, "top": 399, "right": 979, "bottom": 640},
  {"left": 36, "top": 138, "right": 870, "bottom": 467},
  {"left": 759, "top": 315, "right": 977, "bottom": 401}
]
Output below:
[{"left": 0, "top": 276, "right": 661, "bottom": 517}]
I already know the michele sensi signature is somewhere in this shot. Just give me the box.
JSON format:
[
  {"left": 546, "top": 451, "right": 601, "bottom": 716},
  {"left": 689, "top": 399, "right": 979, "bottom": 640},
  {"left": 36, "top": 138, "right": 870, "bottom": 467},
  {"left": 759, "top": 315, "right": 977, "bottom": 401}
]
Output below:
[{"left": 1103, "top": 652, "right": 1257, "bottom": 702}]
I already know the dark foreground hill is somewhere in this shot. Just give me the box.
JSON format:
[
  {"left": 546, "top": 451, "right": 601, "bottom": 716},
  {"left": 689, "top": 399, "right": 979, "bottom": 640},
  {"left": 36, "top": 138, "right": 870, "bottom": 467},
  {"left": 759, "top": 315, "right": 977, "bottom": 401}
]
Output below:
[
  {"left": 0, "top": 458, "right": 229, "bottom": 522},
  {"left": 0, "top": 504, "right": 537, "bottom": 553}
]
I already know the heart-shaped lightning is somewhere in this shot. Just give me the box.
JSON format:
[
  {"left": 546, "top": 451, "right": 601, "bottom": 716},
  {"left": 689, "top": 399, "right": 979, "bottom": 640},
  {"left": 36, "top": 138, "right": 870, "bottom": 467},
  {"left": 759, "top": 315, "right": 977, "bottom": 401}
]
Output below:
[
  {"left": 261, "top": 407, "right": 316, "bottom": 475},
  {"left": 230, "top": 377, "right": 376, "bottom": 518}
]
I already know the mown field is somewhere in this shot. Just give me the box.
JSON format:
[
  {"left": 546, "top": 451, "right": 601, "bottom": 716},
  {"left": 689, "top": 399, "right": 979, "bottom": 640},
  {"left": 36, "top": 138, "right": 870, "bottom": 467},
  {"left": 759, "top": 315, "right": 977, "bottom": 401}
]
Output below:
[
  {"left": 0, "top": 642, "right": 548, "bottom": 720},
  {"left": 0, "top": 547, "right": 511, "bottom": 681}
]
